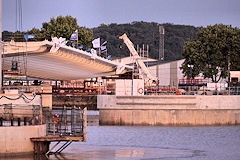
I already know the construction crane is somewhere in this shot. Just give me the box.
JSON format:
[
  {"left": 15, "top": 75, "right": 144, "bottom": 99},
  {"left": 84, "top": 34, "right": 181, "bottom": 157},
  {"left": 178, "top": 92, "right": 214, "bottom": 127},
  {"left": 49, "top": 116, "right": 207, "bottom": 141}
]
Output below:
[{"left": 119, "top": 34, "right": 158, "bottom": 82}]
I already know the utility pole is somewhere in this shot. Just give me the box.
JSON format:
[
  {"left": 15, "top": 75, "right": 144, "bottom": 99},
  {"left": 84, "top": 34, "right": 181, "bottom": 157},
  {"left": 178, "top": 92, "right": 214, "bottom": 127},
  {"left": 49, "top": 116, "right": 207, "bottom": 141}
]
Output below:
[{"left": 0, "top": 0, "right": 2, "bottom": 91}]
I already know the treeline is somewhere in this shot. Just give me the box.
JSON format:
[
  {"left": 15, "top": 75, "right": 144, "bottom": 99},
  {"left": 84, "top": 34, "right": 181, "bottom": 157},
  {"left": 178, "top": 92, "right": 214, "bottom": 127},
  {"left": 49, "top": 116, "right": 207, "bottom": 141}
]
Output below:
[
  {"left": 2, "top": 20, "right": 200, "bottom": 61},
  {"left": 93, "top": 22, "right": 199, "bottom": 60},
  {"left": 2, "top": 16, "right": 93, "bottom": 50}
]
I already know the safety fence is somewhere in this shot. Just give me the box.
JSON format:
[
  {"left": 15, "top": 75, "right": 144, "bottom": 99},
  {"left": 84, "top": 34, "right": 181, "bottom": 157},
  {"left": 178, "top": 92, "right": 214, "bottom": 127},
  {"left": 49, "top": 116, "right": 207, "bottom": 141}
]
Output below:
[
  {"left": 98, "top": 86, "right": 240, "bottom": 96},
  {"left": 3, "top": 85, "right": 44, "bottom": 94},
  {"left": 144, "top": 87, "right": 183, "bottom": 95},
  {"left": 0, "top": 104, "right": 41, "bottom": 126},
  {"left": 45, "top": 106, "right": 84, "bottom": 137},
  {"left": 52, "top": 85, "right": 240, "bottom": 96},
  {"left": 0, "top": 104, "right": 85, "bottom": 137},
  {"left": 59, "top": 86, "right": 240, "bottom": 96},
  {"left": 179, "top": 79, "right": 210, "bottom": 85},
  {"left": 53, "top": 86, "right": 116, "bottom": 95},
  {"left": 178, "top": 86, "right": 240, "bottom": 95}
]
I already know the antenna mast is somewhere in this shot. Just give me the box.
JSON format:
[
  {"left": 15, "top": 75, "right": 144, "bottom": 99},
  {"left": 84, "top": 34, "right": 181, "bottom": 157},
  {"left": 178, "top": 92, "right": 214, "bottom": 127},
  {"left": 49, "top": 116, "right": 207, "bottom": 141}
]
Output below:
[{"left": 159, "top": 25, "right": 165, "bottom": 60}]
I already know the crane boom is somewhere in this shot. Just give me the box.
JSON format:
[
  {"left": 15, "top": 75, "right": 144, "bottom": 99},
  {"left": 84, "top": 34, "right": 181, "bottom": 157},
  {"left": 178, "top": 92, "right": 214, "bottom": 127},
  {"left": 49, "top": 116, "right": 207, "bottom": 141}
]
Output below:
[{"left": 119, "top": 34, "right": 158, "bottom": 81}]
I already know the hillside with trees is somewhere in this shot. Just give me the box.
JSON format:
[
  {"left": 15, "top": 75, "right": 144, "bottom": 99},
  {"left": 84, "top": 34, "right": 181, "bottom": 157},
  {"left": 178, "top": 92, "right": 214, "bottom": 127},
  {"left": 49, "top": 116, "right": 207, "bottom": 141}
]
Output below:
[
  {"left": 2, "top": 20, "right": 199, "bottom": 61},
  {"left": 93, "top": 22, "right": 199, "bottom": 60}
]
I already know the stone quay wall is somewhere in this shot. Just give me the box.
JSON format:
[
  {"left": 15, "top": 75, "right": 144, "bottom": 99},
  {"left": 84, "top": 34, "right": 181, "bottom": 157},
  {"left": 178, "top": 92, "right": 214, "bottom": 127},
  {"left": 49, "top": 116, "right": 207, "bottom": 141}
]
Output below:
[{"left": 97, "top": 95, "right": 240, "bottom": 126}]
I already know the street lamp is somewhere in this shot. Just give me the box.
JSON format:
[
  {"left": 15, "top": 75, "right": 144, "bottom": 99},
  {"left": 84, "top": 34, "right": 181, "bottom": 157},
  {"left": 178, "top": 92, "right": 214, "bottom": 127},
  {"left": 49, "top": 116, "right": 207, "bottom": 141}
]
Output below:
[
  {"left": 228, "top": 51, "right": 231, "bottom": 95},
  {"left": 188, "top": 64, "right": 194, "bottom": 79}
]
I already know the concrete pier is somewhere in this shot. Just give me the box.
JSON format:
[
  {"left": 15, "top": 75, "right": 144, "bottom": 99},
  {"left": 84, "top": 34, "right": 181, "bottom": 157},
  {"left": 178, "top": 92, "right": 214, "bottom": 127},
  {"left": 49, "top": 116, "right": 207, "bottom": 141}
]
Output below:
[
  {"left": 0, "top": 124, "right": 46, "bottom": 156},
  {"left": 0, "top": 84, "right": 52, "bottom": 156},
  {"left": 98, "top": 95, "right": 240, "bottom": 126}
]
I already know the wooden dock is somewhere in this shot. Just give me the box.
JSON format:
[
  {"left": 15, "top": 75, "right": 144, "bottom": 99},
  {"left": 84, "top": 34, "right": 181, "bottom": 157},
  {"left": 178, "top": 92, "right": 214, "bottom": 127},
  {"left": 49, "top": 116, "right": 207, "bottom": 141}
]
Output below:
[
  {"left": 31, "top": 135, "right": 84, "bottom": 155},
  {"left": 31, "top": 135, "right": 84, "bottom": 142}
]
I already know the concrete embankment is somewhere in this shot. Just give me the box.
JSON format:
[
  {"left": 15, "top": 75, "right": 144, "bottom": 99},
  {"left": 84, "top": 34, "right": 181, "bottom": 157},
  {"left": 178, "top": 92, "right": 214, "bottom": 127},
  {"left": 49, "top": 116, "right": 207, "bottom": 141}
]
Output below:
[
  {"left": 97, "top": 95, "right": 240, "bottom": 126},
  {"left": 0, "top": 124, "right": 46, "bottom": 156}
]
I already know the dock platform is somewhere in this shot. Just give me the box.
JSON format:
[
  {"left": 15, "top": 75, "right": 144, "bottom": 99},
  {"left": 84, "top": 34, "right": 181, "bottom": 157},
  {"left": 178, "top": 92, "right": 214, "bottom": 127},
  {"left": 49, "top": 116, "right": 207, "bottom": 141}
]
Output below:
[
  {"left": 31, "top": 135, "right": 84, "bottom": 142},
  {"left": 31, "top": 106, "right": 87, "bottom": 155},
  {"left": 31, "top": 135, "right": 84, "bottom": 155}
]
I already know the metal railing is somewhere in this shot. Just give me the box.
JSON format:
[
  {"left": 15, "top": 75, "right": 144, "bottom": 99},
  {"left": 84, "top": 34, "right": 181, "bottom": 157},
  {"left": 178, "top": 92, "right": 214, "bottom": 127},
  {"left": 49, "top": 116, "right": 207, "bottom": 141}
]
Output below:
[
  {"left": 53, "top": 86, "right": 116, "bottom": 95},
  {"left": 114, "top": 86, "right": 240, "bottom": 96},
  {"left": 178, "top": 86, "right": 240, "bottom": 95},
  {"left": 0, "top": 104, "right": 85, "bottom": 138},
  {"left": 179, "top": 78, "right": 210, "bottom": 85},
  {"left": 45, "top": 106, "right": 84, "bottom": 137},
  {"left": 145, "top": 86, "right": 182, "bottom": 95},
  {"left": 0, "top": 104, "right": 41, "bottom": 126},
  {"left": 2, "top": 85, "right": 44, "bottom": 94},
  {"left": 53, "top": 83, "right": 240, "bottom": 96}
]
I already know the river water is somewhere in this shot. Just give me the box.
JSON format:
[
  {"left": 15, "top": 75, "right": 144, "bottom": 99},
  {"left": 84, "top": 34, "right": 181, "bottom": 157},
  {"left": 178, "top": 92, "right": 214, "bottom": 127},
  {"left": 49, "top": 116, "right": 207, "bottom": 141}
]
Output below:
[
  {"left": 3, "top": 111, "right": 240, "bottom": 160},
  {"left": 47, "top": 125, "right": 240, "bottom": 160}
]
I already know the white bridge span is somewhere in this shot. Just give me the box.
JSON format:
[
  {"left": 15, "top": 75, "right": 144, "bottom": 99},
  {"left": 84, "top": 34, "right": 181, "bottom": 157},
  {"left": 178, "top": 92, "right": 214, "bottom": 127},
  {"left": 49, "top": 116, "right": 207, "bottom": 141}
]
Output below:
[{"left": 2, "top": 39, "right": 133, "bottom": 80}]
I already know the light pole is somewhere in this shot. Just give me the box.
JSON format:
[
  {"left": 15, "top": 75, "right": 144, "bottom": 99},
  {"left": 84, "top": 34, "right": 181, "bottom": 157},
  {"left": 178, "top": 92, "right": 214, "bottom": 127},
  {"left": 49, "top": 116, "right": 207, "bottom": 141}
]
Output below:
[
  {"left": 188, "top": 64, "right": 194, "bottom": 79},
  {"left": 187, "top": 64, "right": 194, "bottom": 93},
  {"left": 228, "top": 51, "right": 231, "bottom": 95}
]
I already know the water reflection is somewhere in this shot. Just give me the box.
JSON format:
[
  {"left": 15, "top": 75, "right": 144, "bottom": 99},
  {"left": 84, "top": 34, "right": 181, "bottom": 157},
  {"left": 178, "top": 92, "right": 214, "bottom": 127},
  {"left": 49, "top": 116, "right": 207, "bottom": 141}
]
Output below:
[
  {"left": 114, "top": 149, "right": 145, "bottom": 158},
  {"left": 46, "top": 144, "right": 200, "bottom": 160}
]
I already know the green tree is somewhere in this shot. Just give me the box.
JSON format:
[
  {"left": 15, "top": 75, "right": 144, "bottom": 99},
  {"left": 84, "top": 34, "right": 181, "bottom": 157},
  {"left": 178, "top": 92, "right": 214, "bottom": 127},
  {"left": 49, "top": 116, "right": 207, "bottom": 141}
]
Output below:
[
  {"left": 27, "top": 16, "right": 93, "bottom": 48},
  {"left": 42, "top": 16, "right": 79, "bottom": 40},
  {"left": 181, "top": 24, "right": 240, "bottom": 82},
  {"left": 26, "top": 27, "right": 44, "bottom": 41}
]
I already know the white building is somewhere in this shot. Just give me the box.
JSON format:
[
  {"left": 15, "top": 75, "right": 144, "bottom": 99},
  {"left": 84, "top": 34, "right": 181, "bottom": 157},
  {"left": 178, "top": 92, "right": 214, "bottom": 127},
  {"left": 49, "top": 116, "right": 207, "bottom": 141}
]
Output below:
[{"left": 147, "top": 59, "right": 227, "bottom": 87}]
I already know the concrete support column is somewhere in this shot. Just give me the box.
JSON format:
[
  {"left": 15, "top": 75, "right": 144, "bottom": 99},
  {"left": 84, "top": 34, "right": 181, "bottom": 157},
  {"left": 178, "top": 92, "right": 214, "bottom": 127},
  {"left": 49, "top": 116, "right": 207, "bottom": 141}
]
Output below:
[
  {"left": 33, "top": 141, "right": 50, "bottom": 155},
  {"left": 41, "top": 84, "right": 52, "bottom": 110}
]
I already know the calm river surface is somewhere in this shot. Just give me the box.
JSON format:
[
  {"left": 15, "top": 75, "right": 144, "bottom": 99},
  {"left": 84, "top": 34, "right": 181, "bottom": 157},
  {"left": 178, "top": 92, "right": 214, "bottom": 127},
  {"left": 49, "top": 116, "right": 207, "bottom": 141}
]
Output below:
[
  {"left": 47, "top": 125, "right": 240, "bottom": 160},
  {"left": 4, "top": 111, "right": 240, "bottom": 160}
]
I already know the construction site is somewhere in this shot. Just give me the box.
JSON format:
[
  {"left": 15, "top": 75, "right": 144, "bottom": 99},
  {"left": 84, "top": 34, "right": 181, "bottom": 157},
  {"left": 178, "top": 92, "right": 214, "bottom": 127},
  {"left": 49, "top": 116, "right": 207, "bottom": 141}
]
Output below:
[
  {"left": 1, "top": 27, "right": 240, "bottom": 155},
  {"left": 1, "top": 0, "right": 240, "bottom": 157}
]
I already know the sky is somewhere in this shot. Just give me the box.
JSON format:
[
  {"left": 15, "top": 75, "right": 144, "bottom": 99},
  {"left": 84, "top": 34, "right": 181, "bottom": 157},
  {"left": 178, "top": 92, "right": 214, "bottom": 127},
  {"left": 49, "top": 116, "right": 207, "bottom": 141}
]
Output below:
[{"left": 2, "top": 0, "right": 240, "bottom": 32}]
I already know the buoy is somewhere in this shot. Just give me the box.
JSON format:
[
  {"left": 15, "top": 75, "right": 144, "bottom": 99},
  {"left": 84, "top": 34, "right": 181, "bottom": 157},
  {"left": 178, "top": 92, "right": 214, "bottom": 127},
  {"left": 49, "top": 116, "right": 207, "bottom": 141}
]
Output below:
[
  {"left": 52, "top": 114, "right": 60, "bottom": 122},
  {"left": 138, "top": 88, "right": 144, "bottom": 94}
]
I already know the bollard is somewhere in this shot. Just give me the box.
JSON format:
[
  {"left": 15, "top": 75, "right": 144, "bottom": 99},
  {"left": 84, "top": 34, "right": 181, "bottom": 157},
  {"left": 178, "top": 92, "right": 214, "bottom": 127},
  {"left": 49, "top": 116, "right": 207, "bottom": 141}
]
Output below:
[
  {"left": 18, "top": 118, "right": 21, "bottom": 126},
  {"left": 0, "top": 117, "right": 3, "bottom": 126},
  {"left": 24, "top": 117, "right": 27, "bottom": 125},
  {"left": 11, "top": 118, "right": 14, "bottom": 126}
]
